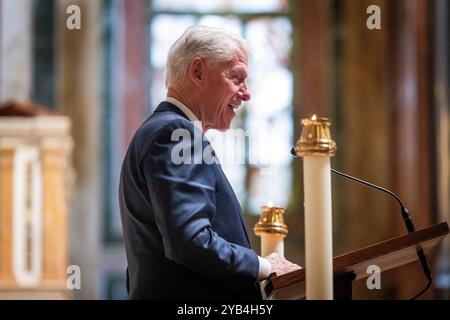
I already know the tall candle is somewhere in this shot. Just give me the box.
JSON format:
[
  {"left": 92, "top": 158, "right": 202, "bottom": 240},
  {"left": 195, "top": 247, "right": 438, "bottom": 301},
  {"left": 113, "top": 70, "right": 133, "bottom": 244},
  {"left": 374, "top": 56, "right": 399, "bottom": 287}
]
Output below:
[
  {"left": 303, "top": 156, "right": 333, "bottom": 299},
  {"left": 295, "top": 115, "right": 336, "bottom": 300}
]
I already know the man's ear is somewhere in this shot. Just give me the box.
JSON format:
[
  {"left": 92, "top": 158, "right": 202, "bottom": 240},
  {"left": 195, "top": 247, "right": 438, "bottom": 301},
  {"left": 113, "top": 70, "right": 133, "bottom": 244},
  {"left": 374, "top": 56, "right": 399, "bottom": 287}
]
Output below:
[{"left": 188, "top": 57, "right": 205, "bottom": 85}]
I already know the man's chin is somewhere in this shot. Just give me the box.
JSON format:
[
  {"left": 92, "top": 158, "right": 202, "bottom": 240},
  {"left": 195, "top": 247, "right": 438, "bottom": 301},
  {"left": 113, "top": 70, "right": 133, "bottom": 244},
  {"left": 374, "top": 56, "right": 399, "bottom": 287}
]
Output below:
[{"left": 218, "top": 122, "right": 233, "bottom": 132}]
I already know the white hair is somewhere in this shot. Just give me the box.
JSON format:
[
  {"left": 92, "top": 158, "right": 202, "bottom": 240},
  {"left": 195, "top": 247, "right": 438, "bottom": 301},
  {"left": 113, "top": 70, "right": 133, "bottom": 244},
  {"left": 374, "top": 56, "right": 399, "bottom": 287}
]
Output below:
[{"left": 166, "top": 25, "right": 248, "bottom": 88}]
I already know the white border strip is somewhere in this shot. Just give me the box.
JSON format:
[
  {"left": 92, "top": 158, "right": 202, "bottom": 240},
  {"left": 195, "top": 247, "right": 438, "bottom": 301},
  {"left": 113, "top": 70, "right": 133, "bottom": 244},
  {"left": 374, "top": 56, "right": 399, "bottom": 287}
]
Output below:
[{"left": 13, "top": 146, "right": 42, "bottom": 286}]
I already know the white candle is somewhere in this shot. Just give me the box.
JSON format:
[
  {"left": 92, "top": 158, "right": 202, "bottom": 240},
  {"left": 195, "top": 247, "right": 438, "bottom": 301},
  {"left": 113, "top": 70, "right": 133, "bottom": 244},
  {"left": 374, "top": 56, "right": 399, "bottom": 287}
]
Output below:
[
  {"left": 260, "top": 233, "right": 284, "bottom": 257},
  {"left": 303, "top": 155, "right": 333, "bottom": 299},
  {"left": 295, "top": 115, "right": 336, "bottom": 300}
]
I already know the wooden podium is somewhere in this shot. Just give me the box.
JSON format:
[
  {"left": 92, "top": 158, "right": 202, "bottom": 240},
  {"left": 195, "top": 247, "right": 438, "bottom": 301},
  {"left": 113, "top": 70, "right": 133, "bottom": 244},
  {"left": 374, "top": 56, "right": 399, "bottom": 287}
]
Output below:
[{"left": 262, "top": 222, "right": 449, "bottom": 300}]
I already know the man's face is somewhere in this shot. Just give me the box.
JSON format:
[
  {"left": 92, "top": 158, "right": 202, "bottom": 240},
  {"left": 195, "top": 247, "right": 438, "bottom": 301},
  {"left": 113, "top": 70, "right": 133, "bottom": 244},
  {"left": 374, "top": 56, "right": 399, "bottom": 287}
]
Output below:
[{"left": 200, "top": 50, "right": 251, "bottom": 131}]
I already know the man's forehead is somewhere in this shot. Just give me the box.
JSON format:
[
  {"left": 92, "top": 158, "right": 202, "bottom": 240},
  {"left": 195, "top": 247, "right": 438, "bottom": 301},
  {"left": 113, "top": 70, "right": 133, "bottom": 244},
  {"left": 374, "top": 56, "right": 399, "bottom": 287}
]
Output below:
[
  {"left": 212, "top": 50, "right": 248, "bottom": 72},
  {"left": 230, "top": 52, "right": 248, "bottom": 70},
  {"left": 234, "top": 50, "right": 248, "bottom": 65}
]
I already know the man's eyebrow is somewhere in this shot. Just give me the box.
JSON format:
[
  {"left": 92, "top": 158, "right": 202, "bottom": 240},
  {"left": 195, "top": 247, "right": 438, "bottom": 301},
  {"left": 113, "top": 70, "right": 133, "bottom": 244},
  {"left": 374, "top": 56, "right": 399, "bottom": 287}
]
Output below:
[{"left": 233, "top": 68, "right": 248, "bottom": 77}]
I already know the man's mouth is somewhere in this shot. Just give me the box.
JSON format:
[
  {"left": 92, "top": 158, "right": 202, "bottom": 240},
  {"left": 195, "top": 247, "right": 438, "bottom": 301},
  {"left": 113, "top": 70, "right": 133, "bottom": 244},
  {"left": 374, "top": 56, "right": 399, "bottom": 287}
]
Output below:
[{"left": 228, "top": 104, "right": 240, "bottom": 112}]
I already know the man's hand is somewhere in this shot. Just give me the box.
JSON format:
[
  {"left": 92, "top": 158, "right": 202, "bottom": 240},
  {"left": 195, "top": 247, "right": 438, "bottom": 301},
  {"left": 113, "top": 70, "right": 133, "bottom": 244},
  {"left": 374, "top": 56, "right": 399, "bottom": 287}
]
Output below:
[{"left": 265, "top": 252, "right": 302, "bottom": 277}]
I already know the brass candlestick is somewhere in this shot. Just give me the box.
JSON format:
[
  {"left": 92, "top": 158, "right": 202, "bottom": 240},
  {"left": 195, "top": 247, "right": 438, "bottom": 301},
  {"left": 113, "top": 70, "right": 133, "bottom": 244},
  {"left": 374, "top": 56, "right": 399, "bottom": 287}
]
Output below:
[
  {"left": 294, "top": 115, "right": 336, "bottom": 157},
  {"left": 254, "top": 204, "right": 288, "bottom": 257}
]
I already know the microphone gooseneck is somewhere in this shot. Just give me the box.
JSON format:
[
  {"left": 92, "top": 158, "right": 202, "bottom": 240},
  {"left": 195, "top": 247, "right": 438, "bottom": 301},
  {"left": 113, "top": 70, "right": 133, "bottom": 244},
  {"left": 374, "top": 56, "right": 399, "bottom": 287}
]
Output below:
[{"left": 290, "top": 147, "right": 432, "bottom": 299}]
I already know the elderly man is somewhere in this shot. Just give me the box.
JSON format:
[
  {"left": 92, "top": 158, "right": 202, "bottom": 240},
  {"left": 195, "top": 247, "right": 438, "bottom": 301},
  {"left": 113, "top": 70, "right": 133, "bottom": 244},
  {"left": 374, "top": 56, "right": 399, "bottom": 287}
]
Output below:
[{"left": 119, "top": 25, "right": 300, "bottom": 300}]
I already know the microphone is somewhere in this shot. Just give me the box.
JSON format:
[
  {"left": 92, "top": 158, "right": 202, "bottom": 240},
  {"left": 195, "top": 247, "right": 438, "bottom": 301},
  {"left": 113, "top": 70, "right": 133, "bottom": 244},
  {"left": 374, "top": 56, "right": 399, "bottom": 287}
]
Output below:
[{"left": 290, "top": 147, "right": 433, "bottom": 298}]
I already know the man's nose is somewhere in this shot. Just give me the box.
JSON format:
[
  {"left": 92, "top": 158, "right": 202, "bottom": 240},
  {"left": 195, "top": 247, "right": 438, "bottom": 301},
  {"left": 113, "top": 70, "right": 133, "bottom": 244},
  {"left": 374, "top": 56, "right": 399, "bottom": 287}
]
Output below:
[{"left": 238, "top": 84, "right": 251, "bottom": 101}]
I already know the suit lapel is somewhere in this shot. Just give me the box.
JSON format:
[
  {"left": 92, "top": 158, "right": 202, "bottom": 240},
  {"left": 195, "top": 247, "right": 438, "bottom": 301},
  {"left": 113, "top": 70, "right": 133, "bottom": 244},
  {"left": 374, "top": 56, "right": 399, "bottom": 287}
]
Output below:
[
  {"left": 155, "top": 101, "right": 252, "bottom": 247},
  {"left": 216, "top": 165, "right": 252, "bottom": 247}
]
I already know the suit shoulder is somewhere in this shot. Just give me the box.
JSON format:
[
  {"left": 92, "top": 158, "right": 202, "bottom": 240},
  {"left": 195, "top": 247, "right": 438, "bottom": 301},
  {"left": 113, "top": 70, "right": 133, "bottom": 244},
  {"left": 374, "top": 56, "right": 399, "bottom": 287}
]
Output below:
[
  {"left": 139, "top": 111, "right": 194, "bottom": 138},
  {"left": 130, "top": 111, "right": 196, "bottom": 158}
]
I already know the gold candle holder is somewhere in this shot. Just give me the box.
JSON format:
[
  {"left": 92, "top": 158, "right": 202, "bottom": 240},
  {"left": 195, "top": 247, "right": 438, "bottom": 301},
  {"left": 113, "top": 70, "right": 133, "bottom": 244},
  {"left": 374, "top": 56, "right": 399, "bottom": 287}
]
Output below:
[
  {"left": 294, "top": 115, "right": 336, "bottom": 157},
  {"left": 254, "top": 204, "right": 288, "bottom": 257},
  {"left": 254, "top": 205, "right": 288, "bottom": 236}
]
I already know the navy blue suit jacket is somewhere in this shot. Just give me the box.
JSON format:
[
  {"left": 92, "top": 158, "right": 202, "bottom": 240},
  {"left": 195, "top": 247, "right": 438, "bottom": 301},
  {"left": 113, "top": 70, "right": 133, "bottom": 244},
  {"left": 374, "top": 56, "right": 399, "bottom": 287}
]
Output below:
[{"left": 119, "top": 102, "right": 262, "bottom": 300}]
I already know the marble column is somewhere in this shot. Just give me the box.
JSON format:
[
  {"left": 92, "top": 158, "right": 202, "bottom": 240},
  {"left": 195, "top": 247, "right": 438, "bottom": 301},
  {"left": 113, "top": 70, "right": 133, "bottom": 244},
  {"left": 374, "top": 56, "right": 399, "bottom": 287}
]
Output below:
[{"left": 57, "top": 0, "right": 102, "bottom": 299}]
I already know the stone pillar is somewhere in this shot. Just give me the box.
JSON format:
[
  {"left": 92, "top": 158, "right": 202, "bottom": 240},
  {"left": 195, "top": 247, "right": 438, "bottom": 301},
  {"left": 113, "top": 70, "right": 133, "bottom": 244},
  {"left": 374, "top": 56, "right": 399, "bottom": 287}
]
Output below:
[
  {"left": 385, "top": 0, "right": 435, "bottom": 299},
  {"left": 57, "top": 0, "right": 102, "bottom": 299}
]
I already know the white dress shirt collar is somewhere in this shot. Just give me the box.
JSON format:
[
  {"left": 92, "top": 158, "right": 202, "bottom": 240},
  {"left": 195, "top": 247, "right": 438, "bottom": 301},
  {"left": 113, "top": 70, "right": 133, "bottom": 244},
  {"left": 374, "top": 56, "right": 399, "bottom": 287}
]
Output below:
[{"left": 165, "top": 97, "right": 203, "bottom": 131}]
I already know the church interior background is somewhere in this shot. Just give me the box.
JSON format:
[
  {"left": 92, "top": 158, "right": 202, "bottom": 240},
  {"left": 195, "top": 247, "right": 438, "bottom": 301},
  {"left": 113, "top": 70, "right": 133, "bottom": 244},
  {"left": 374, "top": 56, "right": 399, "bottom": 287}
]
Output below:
[{"left": 0, "top": 0, "right": 449, "bottom": 299}]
